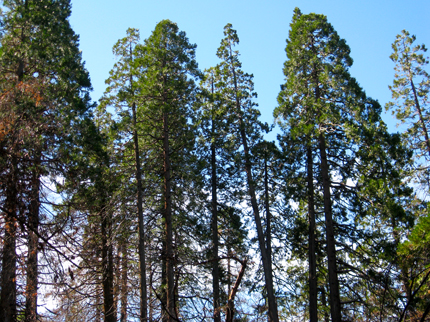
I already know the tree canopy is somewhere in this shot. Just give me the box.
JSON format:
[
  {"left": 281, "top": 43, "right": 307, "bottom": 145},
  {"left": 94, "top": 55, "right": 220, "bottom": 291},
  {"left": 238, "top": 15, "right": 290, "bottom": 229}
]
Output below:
[{"left": 0, "top": 3, "right": 429, "bottom": 322}]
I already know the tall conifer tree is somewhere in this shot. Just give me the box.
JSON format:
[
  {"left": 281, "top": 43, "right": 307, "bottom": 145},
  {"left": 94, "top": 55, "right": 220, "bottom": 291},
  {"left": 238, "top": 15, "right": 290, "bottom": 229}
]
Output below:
[
  {"left": 137, "top": 20, "right": 201, "bottom": 321},
  {"left": 387, "top": 30, "right": 430, "bottom": 190},
  {"left": 101, "top": 28, "right": 148, "bottom": 322},
  {"left": 212, "top": 23, "right": 279, "bottom": 322},
  {"left": 275, "top": 8, "right": 389, "bottom": 321},
  {"left": 0, "top": 0, "right": 93, "bottom": 320}
]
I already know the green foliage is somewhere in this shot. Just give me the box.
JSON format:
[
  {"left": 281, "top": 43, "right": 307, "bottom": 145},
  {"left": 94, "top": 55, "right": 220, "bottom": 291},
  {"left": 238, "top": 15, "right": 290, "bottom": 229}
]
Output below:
[
  {"left": 275, "top": 7, "right": 417, "bottom": 320},
  {"left": 387, "top": 30, "right": 430, "bottom": 156},
  {"left": 387, "top": 30, "right": 430, "bottom": 195},
  {"left": 2, "top": 5, "right": 429, "bottom": 321}
]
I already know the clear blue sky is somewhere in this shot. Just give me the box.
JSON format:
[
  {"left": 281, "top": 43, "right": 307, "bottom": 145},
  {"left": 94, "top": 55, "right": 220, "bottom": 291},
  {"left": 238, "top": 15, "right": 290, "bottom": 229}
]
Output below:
[{"left": 69, "top": 0, "right": 430, "bottom": 136}]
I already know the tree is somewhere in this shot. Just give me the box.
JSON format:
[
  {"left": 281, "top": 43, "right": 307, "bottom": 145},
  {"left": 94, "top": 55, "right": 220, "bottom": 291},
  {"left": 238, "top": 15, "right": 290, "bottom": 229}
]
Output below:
[
  {"left": 198, "top": 66, "right": 249, "bottom": 322},
  {"left": 198, "top": 69, "right": 224, "bottom": 322},
  {"left": 136, "top": 20, "right": 201, "bottom": 321},
  {"left": 275, "top": 8, "right": 392, "bottom": 321},
  {"left": 387, "top": 30, "right": 430, "bottom": 166},
  {"left": 0, "top": 0, "right": 93, "bottom": 321},
  {"left": 213, "top": 23, "right": 279, "bottom": 322},
  {"left": 397, "top": 212, "right": 430, "bottom": 321},
  {"left": 101, "top": 27, "right": 148, "bottom": 322},
  {"left": 386, "top": 30, "right": 430, "bottom": 320}
]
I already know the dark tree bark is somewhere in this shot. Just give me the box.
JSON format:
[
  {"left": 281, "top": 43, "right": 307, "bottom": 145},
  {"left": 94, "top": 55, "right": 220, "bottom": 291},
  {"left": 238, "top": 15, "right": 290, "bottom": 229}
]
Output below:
[
  {"left": 101, "top": 205, "right": 115, "bottom": 322},
  {"left": 319, "top": 133, "right": 342, "bottom": 322},
  {"left": 163, "top": 111, "right": 175, "bottom": 322},
  {"left": 238, "top": 124, "right": 278, "bottom": 322},
  {"left": 410, "top": 78, "right": 430, "bottom": 158},
  {"left": 263, "top": 147, "right": 272, "bottom": 266},
  {"left": 231, "top": 58, "right": 278, "bottom": 321},
  {"left": 307, "top": 146, "right": 318, "bottom": 322},
  {"left": 0, "top": 156, "right": 18, "bottom": 322},
  {"left": 120, "top": 242, "right": 128, "bottom": 322},
  {"left": 132, "top": 98, "right": 148, "bottom": 322},
  {"left": 211, "top": 82, "right": 221, "bottom": 322},
  {"left": 25, "top": 158, "right": 40, "bottom": 322}
]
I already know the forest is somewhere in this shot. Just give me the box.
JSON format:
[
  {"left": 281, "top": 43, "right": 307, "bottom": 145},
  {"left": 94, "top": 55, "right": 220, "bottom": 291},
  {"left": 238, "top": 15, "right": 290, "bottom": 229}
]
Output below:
[{"left": 0, "top": 0, "right": 429, "bottom": 321}]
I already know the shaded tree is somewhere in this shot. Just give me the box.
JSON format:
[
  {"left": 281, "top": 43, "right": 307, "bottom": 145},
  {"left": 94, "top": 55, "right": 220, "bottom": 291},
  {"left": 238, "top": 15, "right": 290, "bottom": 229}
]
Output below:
[{"left": 0, "top": 0, "right": 93, "bottom": 320}]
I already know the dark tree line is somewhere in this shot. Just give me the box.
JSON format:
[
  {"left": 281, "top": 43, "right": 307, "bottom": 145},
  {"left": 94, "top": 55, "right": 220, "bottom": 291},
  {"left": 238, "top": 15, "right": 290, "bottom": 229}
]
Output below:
[{"left": 1, "top": 1, "right": 429, "bottom": 322}]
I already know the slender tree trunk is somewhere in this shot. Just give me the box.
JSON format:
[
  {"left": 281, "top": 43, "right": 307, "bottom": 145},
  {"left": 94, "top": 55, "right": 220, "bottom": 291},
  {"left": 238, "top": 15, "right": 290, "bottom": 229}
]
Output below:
[
  {"left": 225, "top": 259, "right": 247, "bottom": 322},
  {"left": 238, "top": 124, "right": 278, "bottom": 322},
  {"left": 319, "top": 133, "right": 342, "bottom": 322},
  {"left": 163, "top": 111, "right": 175, "bottom": 322},
  {"left": 228, "top": 47, "right": 279, "bottom": 322},
  {"left": 211, "top": 95, "right": 221, "bottom": 322},
  {"left": 132, "top": 98, "right": 148, "bottom": 322},
  {"left": 227, "top": 246, "right": 232, "bottom": 296},
  {"left": 263, "top": 149, "right": 272, "bottom": 266},
  {"left": 149, "top": 266, "right": 154, "bottom": 322},
  {"left": 101, "top": 205, "right": 115, "bottom": 322},
  {"left": 113, "top": 246, "right": 120, "bottom": 321},
  {"left": 132, "top": 99, "right": 148, "bottom": 322},
  {"left": 235, "top": 112, "right": 278, "bottom": 322},
  {"left": 161, "top": 238, "right": 168, "bottom": 322},
  {"left": 120, "top": 242, "right": 128, "bottom": 322},
  {"left": 0, "top": 155, "right": 18, "bottom": 322},
  {"left": 307, "top": 146, "right": 318, "bottom": 322},
  {"left": 309, "top": 41, "right": 340, "bottom": 319},
  {"left": 25, "top": 158, "right": 40, "bottom": 322},
  {"left": 398, "top": 268, "right": 430, "bottom": 322},
  {"left": 409, "top": 74, "right": 430, "bottom": 157},
  {"left": 128, "top": 38, "right": 148, "bottom": 321},
  {"left": 174, "top": 269, "right": 180, "bottom": 319},
  {"left": 263, "top": 148, "right": 279, "bottom": 320}
]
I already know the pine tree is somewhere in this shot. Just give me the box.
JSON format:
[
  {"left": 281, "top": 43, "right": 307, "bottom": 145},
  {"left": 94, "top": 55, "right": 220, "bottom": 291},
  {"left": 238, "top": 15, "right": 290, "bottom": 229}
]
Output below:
[
  {"left": 212, "top": 23, "right": 278, "bottom": 322},
  {"left": 136, "top": 20, "right": 201, "bottom": 321},
  {"left": 387, "top": 30, "right": 430, "bottom": 192},
  {"left": 0, "top": 0, "right": 93, "bottom": 320},
  {"left": 387, "top": 30, "right": 430, "bottom": 159},
  {"left": 275, "top": 8, "right": 393, "bottom": 321},
  {"left": 100, "top": 27, "right": 149, "bottom": 321},
  {"left": 198, "top": 67, "right": 251, "bottom": 321}
]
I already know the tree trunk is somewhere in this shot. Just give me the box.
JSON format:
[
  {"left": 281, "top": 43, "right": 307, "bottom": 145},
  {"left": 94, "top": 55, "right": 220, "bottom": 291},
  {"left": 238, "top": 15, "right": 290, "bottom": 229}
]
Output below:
[
  {"left": 211, "top": 106, "right": 221, "bottom": 322},
  {"left": 161, "top": 238, "right": 168, "bottom": 322},
  {"left": 225, "top": 259, "right": 247, "bottom": 322},
  {"left": 25, "top": 159, "right": 40, "bottom": 322},
  {"left": 229, "top": 46, "right": 279, "bottom": 322},
  {"left": 306, "top": 146, "right": 318, "bottom": 322},
  {"left": 409, "top": 76, "right": 430, "bottom": 158},
  {"left": 319, "top": 133, "right": 342, "bottom": 322},
  {"left": 419, "top": 300, "right": 430, "bottom": 322},
  {"left": 113, "top": 246, "right": 120, "bottom": 322},
  {"left": 263, "top": 147, "right": 280, "bottom": 321},
  {"left": 101, "top": 205, "right": 115, "bottom": 322},
  {"left": 264, "top": 148, "right": 272, "bottom": 268},
  {"left": 149, "top": 265, "right": 154, "bottom": 322},
  {"left": 0, "top": 155, "right": 18, "bottom": 322},
  {"left": 238, "top": 124, "right": 278, "bottom": 322},
  {"left": 132, "top": 99, "right": 148, "bottom": 322},
  {"left": 163, "top": 111, "right": 176, "bottom": 322},
  {"left": 120, "top": 241, "right": 128, "bottom": 322}
]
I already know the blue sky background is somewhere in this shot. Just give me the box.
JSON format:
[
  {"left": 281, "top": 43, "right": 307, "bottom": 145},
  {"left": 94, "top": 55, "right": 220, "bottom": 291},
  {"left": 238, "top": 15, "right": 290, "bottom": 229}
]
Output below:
[{"left": 68, "top": 0, "right": 430, "bottom": 138}]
